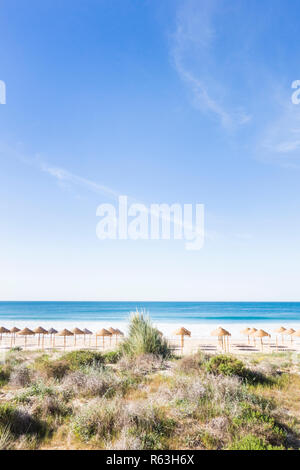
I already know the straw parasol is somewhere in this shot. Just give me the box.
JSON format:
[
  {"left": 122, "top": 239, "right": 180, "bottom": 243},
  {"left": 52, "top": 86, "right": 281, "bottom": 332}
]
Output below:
[
  {"left": 115, "top": 328, "right": 124, "bottom": 336},
  {"left": 108, "top": 327, "right": 117, "bottom": 345},
  {"left": 72, "top": 328, "right": 84, "bottom": 346},
  {"left": 240, "top": 327, "right": 251, "bottom": 345},
  {"left": 274, "top": 326, "right": 286, "bottom": 347},
  {"left": 253, "top": 329, "right": 270, "bottom": 351},
  {"left": 173, "top": 327, "right": 191, "bottom": 350},
  {"left": 58, "top": 329, "right": 74, "bottom": 351},
  {"left": 48, "top": 328, "right": 58, "bottom": 347},
  {"left": 34, "top": 327, "right": 48, "bottom": 348},
  {"left": 83, "top": 328, "right": 93, "bottom": 345},
  {"left": 114, "top": 329, "right": 124, "bottom": 344},
  {"left": 17, "top": 328, "right": 35, "bottom": 349},
  {"left": 292, "top": 329, "right": 300, "bottom": 342},
  {"left": 248, "top": 328, "right": 258, "bottom": 345},
  {"left": 10, "top": 327, "right": 20, "bottom": 334},
  {"left": 0, "top": 326, "right": 10, "bottom": 341},
  {"left": 96, "top": 328, "right": 112, "bottom": 349},
  {"left": 10, "top": 327, "right": 20, "bottom": 346},
  {"left": 285, "top": 328, "right": 296, "bottom": 344},
  {"left": 211, "top": 327, "right": 231, "bottom": 352}
]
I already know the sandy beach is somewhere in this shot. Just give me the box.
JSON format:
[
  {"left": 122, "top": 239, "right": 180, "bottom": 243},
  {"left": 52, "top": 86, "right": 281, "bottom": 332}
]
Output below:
[{"left": 1, "top": 328, "right": 300, "bottom": 356}]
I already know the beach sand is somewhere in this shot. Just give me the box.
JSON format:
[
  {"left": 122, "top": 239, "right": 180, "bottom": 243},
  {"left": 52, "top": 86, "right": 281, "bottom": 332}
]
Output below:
[{"left": 1, "top": 332, "right": 299, "bottom": 356}]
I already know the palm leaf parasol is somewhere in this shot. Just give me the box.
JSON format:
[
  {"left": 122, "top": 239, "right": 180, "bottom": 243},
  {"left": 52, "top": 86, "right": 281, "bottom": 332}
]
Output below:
[
  {"left": 96, "top": 328, "right": 112, "bottom": 349},
  {"left": 173, "top": 327, "right": 191, "bottom": 350}
]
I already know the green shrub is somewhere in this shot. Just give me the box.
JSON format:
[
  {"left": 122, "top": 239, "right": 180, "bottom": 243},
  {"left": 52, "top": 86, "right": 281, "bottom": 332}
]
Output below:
[
  {"left": 0, "top": 403, "right": 48, "bottom": 438},
  {"left": 15, "top": 381, "right": 56, "bottom": 403},
  {"left": 62, "top": 367, "right": 122, "bottom": 398},
  {"left": 228, "top": 434, "right": 285, "bottom": 450},
  {"left": 233, "top": 402, "right": 280, "bottom": 427},
  {"left": 2, "top": 349, "right": 23, "bottom": 369},
  {"left": 0, "top": 365, "right": 10, "bottom": 386},
  {"left": 32, "top": 396, "right": 72, "bottom": 419},
  {"left": 126, "top": 404, "right": 175, "bottom": 450},
  {"left": 232, "top": 402, "right": 287, "bottom": 448},
  {"left": 102, "top": 350, "right": 122, "bottom": 364},
  {"left": 120, "top": 311, "right": 170, "bottom": 358},
  {"left": 36, "top": 359, "right": 70, "bottom": 380},
  {"left": 9, "top": 365, "right": 32, "bottom": 387},
  {"left": 206, "top": 355, "right": 245, "bottom": 377},
  {"left": 176, "top": 353, "right": 205, "bottom": 374},
  {"left": 62, "top": 350, "right": 104, "bottom": 369},
  {"left": 72, "top": 399, "right": 119, "bottom": 441}
]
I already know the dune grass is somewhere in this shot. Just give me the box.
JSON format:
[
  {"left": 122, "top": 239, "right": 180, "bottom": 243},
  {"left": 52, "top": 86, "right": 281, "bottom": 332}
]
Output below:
[{"left": 120, "top": 311, "right": 170, "bottom": 358}]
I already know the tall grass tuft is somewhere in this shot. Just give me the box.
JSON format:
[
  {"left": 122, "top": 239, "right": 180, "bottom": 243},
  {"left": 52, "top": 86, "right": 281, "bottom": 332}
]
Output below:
[{"left": 120, "top": 311, "right": 170, "bottom": 358}]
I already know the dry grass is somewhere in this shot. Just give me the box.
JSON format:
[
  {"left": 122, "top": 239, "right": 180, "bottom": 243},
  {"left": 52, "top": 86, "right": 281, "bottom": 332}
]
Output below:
[{"left": 0, "top": 347, "right": 300, "bottom": 450}]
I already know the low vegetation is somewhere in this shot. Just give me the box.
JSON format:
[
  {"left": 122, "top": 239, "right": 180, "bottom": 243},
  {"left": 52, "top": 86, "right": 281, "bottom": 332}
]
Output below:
[{"left": 0, "top": 316, "right": 299, "bottom": 450}]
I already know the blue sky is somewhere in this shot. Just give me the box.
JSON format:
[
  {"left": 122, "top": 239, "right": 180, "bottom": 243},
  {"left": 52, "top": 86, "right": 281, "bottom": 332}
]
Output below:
[{"left": 1, "top": 0, "right": 300, "bottom": 301}]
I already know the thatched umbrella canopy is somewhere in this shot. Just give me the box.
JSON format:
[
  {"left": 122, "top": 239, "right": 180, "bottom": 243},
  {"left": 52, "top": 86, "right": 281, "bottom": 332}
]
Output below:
[
  {"left": 292, "top": 329, "right": 300, "bottom": 339},
  {"left": 58, "top": 329, "right": 74, "bottom": 351},
  {"left": 114, "top": 329, "right": 124, "bottom": 343},
  {"left": 34, "top": 327, "right": 48, "bottom": 348},
  {"left": 83, "top": 328, "right": 92, "bottom": 335},
  {"left": 253, "top": 329, "right": 270, "bottom": 350},
  {"left": 108, "top": 327, "right": 118, "bottom": 345},
  {"left": 0, "top": 326, "right": 9, "bottom": 333},
  {"left": 34, "top": 326, "right": 48, "bottom": 333},
  {"left": 10, "top": 327, "right": 20, "bottom": 333},
  {"left": 248, "top": 328, "right": 258, "bottom": 345},
  {"left": 274, "top": 326, "right": 286, "bottom": 345},
  {"left": 48, "top": 328, "right": 58, "bottom": 347},
  {"left": 211, "top": 327, "right": 230, "bottom": 337},
  {"left": 72, "top": 328, "right": 84, "bottom": 346},
  {"left": 285, "top": 328, "right": 296, "bottom": 344},
  {"left": 254, "top": 329, "right": 270, "bottom": 338},
  {"left": 274, "top": 326, "right": 286, "bottom": 333},
  {"left": 10, "top": 327, "right": 20, "bottom": 346},
  {"left": 17, "top": 328, "right": 35, "bottom": 349},
  {"left": 249, "top": 328, "right": 257, "bottom": 335},
  {"left": 173, "top": 327, "right": 191, "bottom": 350},
  {"left": 240, "top": 327, "right": 251, "bottom": 344},
  {"left": 83, "top": 328, "right": 93, "bottom": 345},
  {"left": 285, "top": 328, "right": 295, "bottom": 335},
  {"left": 0, "top": 326, "right": 10, "bottom": 341},
  {"left": 211, "top": 327, "right": 231, "bottom": 352},
  {"left": 96, "top": 328, "right": 112, "bottom": 349},
  {"left": 59, "top": 328, "right": 73, "bottom": 336}
]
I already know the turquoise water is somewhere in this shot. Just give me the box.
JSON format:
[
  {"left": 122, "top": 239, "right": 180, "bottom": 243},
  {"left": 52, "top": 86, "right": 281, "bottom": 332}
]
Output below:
[
  {"left": 0, "top": 301, "right": 300, "bottom": 322},
  {"left": 0, "top": 301, "right": 300, "bottom": 325}
]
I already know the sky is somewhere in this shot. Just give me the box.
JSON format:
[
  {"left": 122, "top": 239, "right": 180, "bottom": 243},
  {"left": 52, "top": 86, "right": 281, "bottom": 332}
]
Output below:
[{"left": 1, "top": 0, "right": 300, "bottom": 301}]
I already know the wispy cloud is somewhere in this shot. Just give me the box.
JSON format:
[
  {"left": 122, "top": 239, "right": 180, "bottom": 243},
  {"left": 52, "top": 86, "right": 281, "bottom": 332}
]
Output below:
[
  {"left": 259, "top": 96, "right": 300, "bottom": 166},
  {"left": 40, "top": 161, "right": 121, "bottom": 200},
  {"left": 171, "top": 0, "right": 251, "bottom": 130},
  {"left": 1, "top": 143, "right": 211, "bottom": 242}
]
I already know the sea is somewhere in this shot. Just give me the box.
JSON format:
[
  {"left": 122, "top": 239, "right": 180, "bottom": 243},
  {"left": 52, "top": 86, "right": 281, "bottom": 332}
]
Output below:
[{"left": 0, "top": 301, "right": 300, "bottom": 338}]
